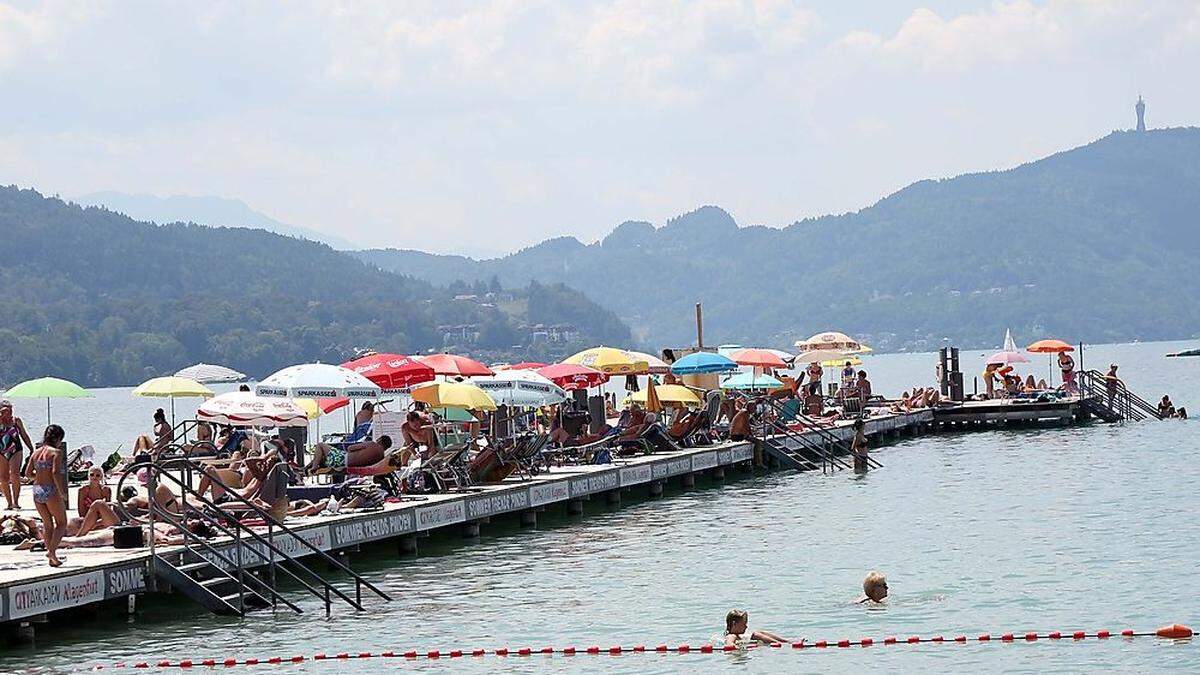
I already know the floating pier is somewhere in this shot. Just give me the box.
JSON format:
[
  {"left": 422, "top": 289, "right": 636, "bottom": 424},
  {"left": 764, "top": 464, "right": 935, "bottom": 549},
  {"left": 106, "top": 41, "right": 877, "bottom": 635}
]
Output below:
[{"left": 0, "top": 409, "right": 939, "bottom": 631}]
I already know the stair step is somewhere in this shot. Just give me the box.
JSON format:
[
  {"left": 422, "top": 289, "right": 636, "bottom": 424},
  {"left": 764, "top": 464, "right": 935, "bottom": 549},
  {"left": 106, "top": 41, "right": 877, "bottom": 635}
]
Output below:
[
  {"left": 178, "top": 561, "right": 213, "bottom": 575},
  {"left": 199, "top": 577, "right": 236, "bottom": 589}
]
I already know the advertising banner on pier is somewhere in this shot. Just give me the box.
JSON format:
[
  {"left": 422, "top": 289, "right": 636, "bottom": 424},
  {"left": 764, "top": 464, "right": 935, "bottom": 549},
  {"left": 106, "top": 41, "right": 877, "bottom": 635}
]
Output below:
[{"left": 6, "top": 571, "right": 105, "bottom": 621}]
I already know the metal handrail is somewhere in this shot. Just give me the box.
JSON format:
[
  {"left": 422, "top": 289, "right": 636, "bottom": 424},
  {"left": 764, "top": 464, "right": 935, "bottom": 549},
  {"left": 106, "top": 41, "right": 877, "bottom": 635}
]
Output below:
[
  {"left": 153, "top": 457, "right": 389, "bottom": 607},
  {"left": 143, "top": 498, "right": 305, "bottom": 614},
  {"left": 751, "top": 396, "right": 855, "bottom": 471},
  {"left": 1077, "top": 370, "right": 1160, "bottom": 420},
  {"left": 119, "top": 462, "right": 344, "bottom": 614},
  {"left": 118, "top": 458, "right": 390, "bottom": 614}
]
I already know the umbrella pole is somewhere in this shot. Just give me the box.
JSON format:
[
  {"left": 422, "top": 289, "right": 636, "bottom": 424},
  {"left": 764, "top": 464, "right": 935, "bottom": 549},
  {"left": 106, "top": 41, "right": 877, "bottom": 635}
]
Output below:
[
  {"left": 171, "top": 398, "right": 176, "bottom": 427},
  {"left": 46, "top": 397, "right": 51, "bottom": 426}
]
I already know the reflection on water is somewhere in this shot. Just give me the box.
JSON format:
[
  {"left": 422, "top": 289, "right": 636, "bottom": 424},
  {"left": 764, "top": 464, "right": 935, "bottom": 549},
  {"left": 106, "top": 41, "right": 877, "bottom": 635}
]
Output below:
[{"left": 1, "top": 341, "right": 1199, "bottom": 673}]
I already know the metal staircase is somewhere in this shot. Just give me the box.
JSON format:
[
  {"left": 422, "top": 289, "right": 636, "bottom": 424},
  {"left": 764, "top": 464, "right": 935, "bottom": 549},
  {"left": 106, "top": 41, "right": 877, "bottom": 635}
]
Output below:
[
  {"left": 741, "top": 395, "right": 882, "bottom": 473},
  {"left": 1076, "top": 370, "right": 1162, "bottom": 422},
  {"left": 118, "top": 458, "right": 391, "bottom": 617}
]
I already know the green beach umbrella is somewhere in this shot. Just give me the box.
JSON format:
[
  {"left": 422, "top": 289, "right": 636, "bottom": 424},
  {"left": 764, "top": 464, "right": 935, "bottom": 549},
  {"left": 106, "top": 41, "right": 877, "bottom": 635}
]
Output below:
[{"left": 3, "top": 376, "right": 92, "bottom": 425}]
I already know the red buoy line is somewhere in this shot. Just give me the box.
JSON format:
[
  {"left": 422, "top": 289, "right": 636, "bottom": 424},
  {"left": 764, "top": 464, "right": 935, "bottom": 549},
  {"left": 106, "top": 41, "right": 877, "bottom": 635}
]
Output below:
[{"left": 92, "top": 624, "right": 1193, "bottom": 669}]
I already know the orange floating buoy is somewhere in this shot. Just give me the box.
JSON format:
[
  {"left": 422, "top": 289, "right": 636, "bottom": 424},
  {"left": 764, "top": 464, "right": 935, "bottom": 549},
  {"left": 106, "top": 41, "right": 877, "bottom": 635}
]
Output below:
[{"left": 1156, "top": 624, "right": 1194, "bottom": 639}]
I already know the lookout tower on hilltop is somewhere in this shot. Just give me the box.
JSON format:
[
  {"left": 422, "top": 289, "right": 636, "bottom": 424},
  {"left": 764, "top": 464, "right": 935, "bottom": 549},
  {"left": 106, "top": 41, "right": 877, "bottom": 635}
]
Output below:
[{"left": 1135, "top": 95, "right": 1146, "bottom": 132}]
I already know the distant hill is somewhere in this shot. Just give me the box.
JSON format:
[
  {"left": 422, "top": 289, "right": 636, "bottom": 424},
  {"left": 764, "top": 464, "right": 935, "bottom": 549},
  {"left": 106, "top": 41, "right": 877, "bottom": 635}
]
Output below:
[
  {"left": 0, "top": 187, "right": 629, "bottom": 387},
  {"left": 75, "top": 191, "right": 359, "bottom": 250},
  {"left": 355, "top": 128, "right": 1200, "bottom": 351}
]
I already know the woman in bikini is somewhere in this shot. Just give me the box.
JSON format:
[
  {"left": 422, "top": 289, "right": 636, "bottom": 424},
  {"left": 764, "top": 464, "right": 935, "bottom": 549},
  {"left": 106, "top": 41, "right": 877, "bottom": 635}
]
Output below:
[
  {"left": 0, "top": 399, "right": 34, "bottom": 511},
  {"left": 77, "top": 467, "right": 112, "bottom": 517},
  {"left": 30, "top": 425, "right": 68, "bottom": 567}
]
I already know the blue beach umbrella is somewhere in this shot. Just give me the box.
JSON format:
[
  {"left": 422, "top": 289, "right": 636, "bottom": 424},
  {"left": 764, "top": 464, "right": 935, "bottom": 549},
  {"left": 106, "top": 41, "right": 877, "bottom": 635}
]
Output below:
[
  {"left": 721, "top": 371, "right": 784, "bottom": 390},
  {"left": 670, "top": 352, "right": 739, "bottom": 375}
]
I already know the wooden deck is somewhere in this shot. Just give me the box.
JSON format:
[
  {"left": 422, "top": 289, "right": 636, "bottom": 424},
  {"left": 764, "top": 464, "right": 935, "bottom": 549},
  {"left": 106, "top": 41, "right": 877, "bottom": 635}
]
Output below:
[
  {"left": 0, "top": 408, "right": 931, "bottom": 626},
  {"left": 930, "top": 397, "right": 1082, "bottom": 427}
]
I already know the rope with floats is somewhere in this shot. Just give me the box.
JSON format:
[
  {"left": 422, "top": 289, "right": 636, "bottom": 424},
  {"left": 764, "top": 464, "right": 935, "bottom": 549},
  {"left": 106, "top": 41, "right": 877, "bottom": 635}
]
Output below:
[{"left": 93, "top": 624, "right": 1194, "bottom": 668}]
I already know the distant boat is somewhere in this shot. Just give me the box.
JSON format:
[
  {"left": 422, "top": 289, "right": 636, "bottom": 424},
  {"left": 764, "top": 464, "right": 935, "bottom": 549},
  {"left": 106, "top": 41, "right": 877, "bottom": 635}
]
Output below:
[{"left": 1166, "top": 348, "right": 1200, "bottom": 357}]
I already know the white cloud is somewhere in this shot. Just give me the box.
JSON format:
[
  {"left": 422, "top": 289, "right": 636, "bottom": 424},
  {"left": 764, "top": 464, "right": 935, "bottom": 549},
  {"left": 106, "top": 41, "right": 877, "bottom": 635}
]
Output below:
[
  {"left": 0, "top": 1, "right": 101, "bottom": 69},
  {"left": 315, "top": 0, "right": 816, "bottom": 104},
  {"left": 838, "top": 1, "right": 1070, "bottom": 72}
]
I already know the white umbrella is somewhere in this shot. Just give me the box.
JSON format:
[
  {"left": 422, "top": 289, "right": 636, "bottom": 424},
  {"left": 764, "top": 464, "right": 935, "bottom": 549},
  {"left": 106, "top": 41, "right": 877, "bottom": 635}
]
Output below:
[
  {"left": 255, "top": 363, "right": 381, "bottom": 399},
  {"left": 174, "top": 363, "right": 247, "bottom": 384},
  {"left": 197, "top": 391, "right": 309, "bottom": 427},
  {"left": 471, "top": 370, "right": 568, "bottom": 407},
  {"left": 624, "top": 350, "right": 671, "bottom": 374},
  {"left": 793, "top": 349, "right": 852, "bottom": 365},
  {"left": 795, "top": 331, "right": 866, "bottom": 353}
]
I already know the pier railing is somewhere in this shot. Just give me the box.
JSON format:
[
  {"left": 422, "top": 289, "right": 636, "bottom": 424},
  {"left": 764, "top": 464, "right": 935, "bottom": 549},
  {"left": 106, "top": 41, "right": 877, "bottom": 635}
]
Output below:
[
  {"left": 1076, "top": 370, "right": 1162, "bottom": 422},
  {"left": 118, "top": 458, "right": 391, "bottom": 616}
]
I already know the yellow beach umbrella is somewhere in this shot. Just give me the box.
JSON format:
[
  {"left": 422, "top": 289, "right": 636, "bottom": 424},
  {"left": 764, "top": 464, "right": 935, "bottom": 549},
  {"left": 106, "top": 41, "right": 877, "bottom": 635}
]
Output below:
[
  {"left": 295, "top": 399, "right": 324, "bottom": 421},
  {"left": 821, "top": 355, "right": 863, "bottom": 368},
  {"left": 623, "top": 384, "right": 700, "bottom": 407},
  {"left": 563, "top": 347, "right": 649, "bottom": 375},
  {"left": 133, "top": 376, "right": 214, "bottom": 398},
  {"left": 411, "top": 381, "right": 497, "bottom": 411},
  {"left": 132, "top": 376, "right": 214, "bottom": 424}
]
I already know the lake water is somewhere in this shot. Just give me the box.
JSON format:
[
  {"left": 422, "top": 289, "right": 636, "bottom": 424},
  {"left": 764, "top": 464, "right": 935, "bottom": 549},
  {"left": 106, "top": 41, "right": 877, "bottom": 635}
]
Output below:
[{"left": 1, "top": 340, "right": 1198, "bottom": 673}]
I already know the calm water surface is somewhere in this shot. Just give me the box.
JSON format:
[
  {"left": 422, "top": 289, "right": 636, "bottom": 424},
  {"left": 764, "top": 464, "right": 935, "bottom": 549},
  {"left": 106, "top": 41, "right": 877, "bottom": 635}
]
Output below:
[{"left": 2, "top": 340, "right": 1198, "bottom": 673}]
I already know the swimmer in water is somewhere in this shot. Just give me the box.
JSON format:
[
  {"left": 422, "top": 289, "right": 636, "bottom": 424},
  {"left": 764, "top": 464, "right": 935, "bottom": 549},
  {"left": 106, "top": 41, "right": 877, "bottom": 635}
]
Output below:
[
  {"left": 723, "top": 609, "right": 791, "bottom": 647},
  {"left": 855, "top": 571, "right": 888, "bottom": 604}
]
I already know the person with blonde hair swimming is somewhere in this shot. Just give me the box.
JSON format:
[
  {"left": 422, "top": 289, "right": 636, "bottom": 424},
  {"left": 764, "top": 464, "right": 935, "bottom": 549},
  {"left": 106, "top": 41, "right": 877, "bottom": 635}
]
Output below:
[
  {"left": 723, "top": 609, "right": 790, "bottom": 647},
  {"left": 856, "top": 571, "right": 888, "bottom": 604}
]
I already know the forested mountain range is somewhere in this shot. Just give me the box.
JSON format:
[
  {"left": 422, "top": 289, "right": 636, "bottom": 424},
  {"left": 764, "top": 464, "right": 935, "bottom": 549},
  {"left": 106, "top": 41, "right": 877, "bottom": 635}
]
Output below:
[
  {"left": 356, "top": 128, "right": 1200, "bottom": 351},
  {"left": 0, "top": 187, "right": 629, "bottom": 387}
]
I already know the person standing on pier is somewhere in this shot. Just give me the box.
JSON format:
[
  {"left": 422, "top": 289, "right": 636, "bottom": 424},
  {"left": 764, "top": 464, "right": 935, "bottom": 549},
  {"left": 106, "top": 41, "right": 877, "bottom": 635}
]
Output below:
[
  {"left": 806, "top": 360, "right": 824, "bottom": 397},
  {"left": 1058, "top": 351, "right": 1076, "bottom": 393},
  {"left": 29, "top": 425, "right": 68, "bottom": 567},
  {"left": 0, "top": 399, "right": 34, "bottom": 511},
  {"left": 983, "top": 364, "right": 1000, "bottom": 399},
  {"left": 1105, "top": 364, "right": 1123, "bottom": 407}
]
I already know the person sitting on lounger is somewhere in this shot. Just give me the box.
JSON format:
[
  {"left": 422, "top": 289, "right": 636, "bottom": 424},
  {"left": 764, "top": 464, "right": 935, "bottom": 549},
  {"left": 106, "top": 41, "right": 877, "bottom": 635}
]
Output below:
[
  {"left": 401, "top": 412, "right": 438, "bottom": 455},
  {"left": 617, "top": 404, "right": 648, "bottom": 443},
  {"left": 668, "top": 409, "right": 699, "bottom": 441},
  {"left": 729, "top": 402, "right": 754, "bottom": 442},
  {"left": 197, "top": 464, "right": 244, "bottom": 504},
  {"left": 723, "top": 609, "right": 789, "bottom": 647}
]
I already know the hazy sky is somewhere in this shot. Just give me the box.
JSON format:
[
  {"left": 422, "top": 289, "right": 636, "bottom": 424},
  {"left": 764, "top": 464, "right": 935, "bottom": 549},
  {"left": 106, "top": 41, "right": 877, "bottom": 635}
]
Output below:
[{"left": 2, "top": 1, "right": 1198, "bottom": 256}]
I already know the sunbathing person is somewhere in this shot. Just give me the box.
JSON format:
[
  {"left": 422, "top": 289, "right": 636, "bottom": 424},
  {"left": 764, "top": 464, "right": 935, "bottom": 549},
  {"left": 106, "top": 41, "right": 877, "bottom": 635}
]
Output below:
[
  {"left": 723, "top": 609, "right": 789, "bottom": 647},
  {"left": 729, "top": 402, "right": 754, "bottom": 442},
  {"left": 77, "top": 467, "right": 112, "bottom": 518},
  {"left": 401, "top": 412, "right": 439, "bottom": 455},
  {"left": 306, "top": 436, "right": 394, "bottom": 473},
  {"left": 19, "top": 520, "right": 212, "bottom": 550},
  {"left": 342, "top": 448, "right": 413, "bottom": 477},
  {"left": 197, "top": 464, "right": 245, "bottom": 504}
]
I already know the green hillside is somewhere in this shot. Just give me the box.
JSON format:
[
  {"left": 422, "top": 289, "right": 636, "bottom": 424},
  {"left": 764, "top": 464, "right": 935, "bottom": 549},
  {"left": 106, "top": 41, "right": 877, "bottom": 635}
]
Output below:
[
  {"left": 0, "top": 187, "right": 629, "bottom": 386},
  {"left": 356, "top": 128, "right": 1200, "bottom": 351}
]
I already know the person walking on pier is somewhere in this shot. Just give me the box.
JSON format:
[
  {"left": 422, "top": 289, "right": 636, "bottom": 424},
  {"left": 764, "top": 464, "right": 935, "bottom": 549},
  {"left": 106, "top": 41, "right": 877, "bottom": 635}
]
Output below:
[
  {"left": 29, "top": 425, "right": 68, "bottom": 567},
  {"left": 0, "top": 399, "right": 34, "bottom": 511}
]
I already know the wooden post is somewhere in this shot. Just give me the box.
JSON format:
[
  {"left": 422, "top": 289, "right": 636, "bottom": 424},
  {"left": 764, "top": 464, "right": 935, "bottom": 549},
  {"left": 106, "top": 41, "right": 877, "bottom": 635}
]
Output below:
[
  {"left": 520, "top": 511, "right": 537, "bottom": 527},
  {"left": 695, "top": 303, "right": 704, "bottom": 350},
  {"left": 605, "top": 490, "right": 621, "bottom": 506},
  {"left": 681, "top": 472, "right": 695, "bottom": 488},
  {"left": 567, "top": 499, "right": 584, "bottom": 515},
  {"left": 649, "top": 480, "right": 664, "bottom": 497},
  {"left": 462, "top": 521, "right": 481, "bottom": 538}
]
